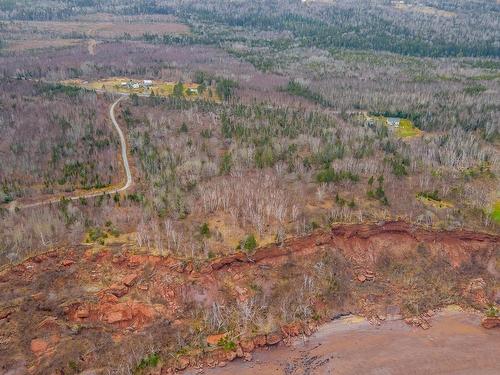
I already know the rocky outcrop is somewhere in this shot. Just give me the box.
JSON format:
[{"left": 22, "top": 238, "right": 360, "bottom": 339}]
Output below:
[
  {"left": 481, "top": 317, "right": 500, "bottom": 329},
  {"left": 200, "top": 222, "right": 499, "bottom": 273},
  {"left": 0, "top": 221, "right": 498, "bottom": 374}
]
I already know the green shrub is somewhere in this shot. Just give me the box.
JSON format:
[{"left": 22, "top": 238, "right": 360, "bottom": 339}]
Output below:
[
  {"left": 200, "top": 222, "right": 211, "bottom": 237},
  {"left": 87, "top": 227, "right": 108, "bottom": 244},
  {"left": 216, "top": 78, "right": 238, "bottom": 100},
  {"left": 179, "top": 122, "right": 188, "bottom": 133},
  {"left": 316, "top": 168, "right": 359, "bottom": 183},
  {"left": 485, "top": 304, "right": 499, "bottom": 318},
  {"left": 135, "top": 352, "right": 160, "bottom": 370},
  {"left": 241, "top": 234, "right": 257, "bottom": 252},
  {"left": 217, "top": 336, "right": 237, "bottom": 351},
  {"left": 417, "top": 190, "right": 441, "bottom": 201},
  {"left": 173, "top": 82, "right": 185, "bottom": 97},
  {"left": 219, "top": 152, "right": 232, "bottom": 174}
]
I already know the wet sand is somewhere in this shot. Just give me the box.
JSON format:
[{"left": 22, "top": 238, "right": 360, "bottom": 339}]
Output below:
[{"left": 188, "top": 308, "right": 500, "bottom": 375}]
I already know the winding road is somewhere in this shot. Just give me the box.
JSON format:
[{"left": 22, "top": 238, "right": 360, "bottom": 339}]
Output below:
[{"left": 7, "top": 95, "right": 132, "bottom": 211}]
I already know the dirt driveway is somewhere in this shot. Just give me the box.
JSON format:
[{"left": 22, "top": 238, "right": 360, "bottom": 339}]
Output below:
[{"left": 190, "top": 308, "right": 499, "bottom": 375}]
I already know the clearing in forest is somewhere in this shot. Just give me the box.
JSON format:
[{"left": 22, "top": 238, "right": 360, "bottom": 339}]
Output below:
[
  {"left": 365, "top": 115, "right": 423, "bottom": 138},
  {"left": 416, "top": 190, "right": 453, "bottom": 209},
  {"left": 62, "top": 77, "right": 217, "bottom": 100}
]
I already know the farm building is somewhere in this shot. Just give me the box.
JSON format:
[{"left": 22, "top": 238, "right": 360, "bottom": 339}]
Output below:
[
  {"left": 187, "top": 88, "right": 198, "bottom": 94},
  {"left": 387, "top": 117, "right": 400, "bottom": 127},
  {"left": 143, "top": 80, "right": 153, "bottom": 86}
]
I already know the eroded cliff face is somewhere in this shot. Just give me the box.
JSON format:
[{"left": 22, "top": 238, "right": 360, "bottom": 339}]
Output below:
[
  {"left": 207, "top": 221, "right": 498, "bottom": 272},
  {"left": 0, "top": 222, "right": 498, "bottom": 373}
]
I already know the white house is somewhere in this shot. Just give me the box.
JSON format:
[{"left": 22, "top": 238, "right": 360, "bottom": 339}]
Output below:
[
  {"left": 387, "top": 117, "right": 400, "bottom": 127},
  {"left": 143, "top": 80, "right": 153, "bottom": 87}
]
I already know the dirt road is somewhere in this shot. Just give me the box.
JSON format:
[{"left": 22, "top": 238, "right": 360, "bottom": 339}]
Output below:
[
  {"left": 6, "top": 95, "right": 131, "bottom": 210},
  {"left": 193, "top": 308, "right": 499, "bottom": 375}
]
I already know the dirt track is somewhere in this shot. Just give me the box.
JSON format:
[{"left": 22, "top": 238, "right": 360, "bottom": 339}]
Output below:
[{"left": 196, "top": 308, "right": 500, "bottom": 375}]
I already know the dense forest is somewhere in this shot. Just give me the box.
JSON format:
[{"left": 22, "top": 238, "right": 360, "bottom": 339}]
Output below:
[{"left": 2, "top": 1, "right": 499, "bottom": 58}]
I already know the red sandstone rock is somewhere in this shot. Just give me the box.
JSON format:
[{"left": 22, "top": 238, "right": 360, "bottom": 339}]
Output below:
[
  {"left": 112, "top": 254, "right": 125, "bottom": 264},
  {"left": 33, "top": 255, "right": 46, "bottom": 263},
  {"left": 0, "top": 309, "right": 13, "bottom": 320},
  {"left": 61, "top": 259, "right": 74, "bottom": 267},
  {"left": 281, "top": 322, "right": 302, "bottom": 337},
  {"left": 253, "top": 335, "right": 267, "bottom": 347},
  {"left": 207, "top": 333, "right": 226, "bottom": 346},
  {"left": 76, "top": 306, "right": 90, "bottom": 319},
  {"left": 266, "top": 332, "right": 282, "bottom": 345},
  {"left": 239, "top": 339, "right": 255, "bottom": 352},
  {"left": 122, "top": 273, "right": 139, "bottom": 287},
  {"left": 175, "top": 356, "right": 190, "bottom": 370},
  {"left": 101, "top": 293, "right": 119, "bottom": 303},
  {"left": 128, "top": 255, "right": 142, "bottom": 268},
  {"left": 105, "top": 304, "right": 133, "bottom": 324},
  {"left": 108, "top": 284, "right": 128, "bottom": 297},
  {"left": 37, "top": 317, "right": 59, "bottom": 331},
  {"left": 236, "top": 346, "right": 244, "bottom": 358},
  {"left": 31, "top": 292, "right": 45, "bottom": 301},
  {"left": 481, "top": 317, "right": 500, "bottom": 329},
  {"left": 225, "top": 351, "right": 237, "bottom": 362},
  {"left": 31, "top": 338, "right": 48, "bottom": 355}
]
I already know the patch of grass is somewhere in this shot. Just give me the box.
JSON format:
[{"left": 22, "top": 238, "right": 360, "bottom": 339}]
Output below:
[
  {"left": 396, "top": 119, "right": 422, "bottom": 138},
  {"left": 491, "top": 201, "right": 500, "bottom": 224},
  {"left": 61, "top": 77, "right": 212, "bottom": 100},
  {"left": 416, "top": 194, "right": 453, "bottom": 209}
]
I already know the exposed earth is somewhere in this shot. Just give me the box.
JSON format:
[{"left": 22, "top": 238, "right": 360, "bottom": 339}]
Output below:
[{"left": 195, "top": 308, "right": 500, "bottom": 375}]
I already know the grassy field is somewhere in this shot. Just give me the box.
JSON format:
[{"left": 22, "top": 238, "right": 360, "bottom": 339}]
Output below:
[
  {"left": 492, "top": 200, "right": 500, "bottom": 223},
  {"left": 365, "top": 116, "right": 422, "bottom": 138},
  {"left": 396, "top": 118, "right": 422, "bottom": 138},
  {"left": 416, "top": 195, "right": 453, "bottom": 209},
  {"left": 5, "top": 38, "right": 81, "bottom": 52}
]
